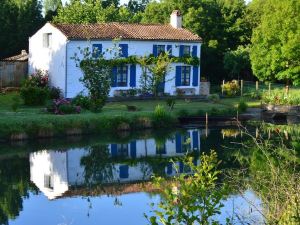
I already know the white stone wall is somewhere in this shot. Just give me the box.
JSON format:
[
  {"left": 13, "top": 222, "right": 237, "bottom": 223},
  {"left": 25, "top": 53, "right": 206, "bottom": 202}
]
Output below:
[
  {"left": 29, "top": 23, "right": 201, "bottom": 98},
  {"left": 30, "top": 150, "right": 69, "bottom": 200},
  {"left": 66, "top": 40, "right": 201, "bottom": 98}
]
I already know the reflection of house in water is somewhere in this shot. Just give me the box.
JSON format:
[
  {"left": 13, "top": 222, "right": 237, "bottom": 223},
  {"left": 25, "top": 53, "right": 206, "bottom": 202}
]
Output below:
[{"left": 30, "top": 130, "right": 200, "bottom": 199}]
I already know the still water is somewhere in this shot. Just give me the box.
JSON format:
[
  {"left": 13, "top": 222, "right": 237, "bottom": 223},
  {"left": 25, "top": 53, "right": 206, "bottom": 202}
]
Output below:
[{"left": 0, "top": 127, "right": 266, "bottom": 225}]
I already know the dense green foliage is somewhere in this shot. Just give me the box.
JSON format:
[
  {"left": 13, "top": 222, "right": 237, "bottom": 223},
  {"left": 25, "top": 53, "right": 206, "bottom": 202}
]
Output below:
[
  {"left": 250, "top": 0, "right": 300, "bottom": 85},
  {"left": 0, "top": 0, "right": 44, "bottom": 59},
  {"left": 0, "top": 156, "right": 34, "bottom": 225},
  {"left": 147, "top": 151, "right": 228, "bottom": 225},
  {"left": 262, "top": 89, "right": 300, "bottom": 105},
  {"left": 74, "top": 46, "right": 112, "bottom": 112}
]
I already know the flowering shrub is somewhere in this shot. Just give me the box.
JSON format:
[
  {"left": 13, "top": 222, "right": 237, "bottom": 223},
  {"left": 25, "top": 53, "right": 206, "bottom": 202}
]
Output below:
[
  {"left": 23, "top": 70, "right": 49, "bottom": 88},
  {"left": 262, "top": 90, "right": 300, "bottom": 105},
  {"left": 47, "top": 98, "right": 81, "bottom": 115},
  {"left": 221, "top": 80, "right": 240, "bottom": 96}
]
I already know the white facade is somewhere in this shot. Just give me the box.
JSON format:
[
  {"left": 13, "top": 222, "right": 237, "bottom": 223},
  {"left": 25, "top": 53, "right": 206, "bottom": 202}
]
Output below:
[
  {"left": 29, "top": 23, "right": 202, "bottom": 98},
  {"left": 30, "top": 130, "right": 200, "bottom": 199}
]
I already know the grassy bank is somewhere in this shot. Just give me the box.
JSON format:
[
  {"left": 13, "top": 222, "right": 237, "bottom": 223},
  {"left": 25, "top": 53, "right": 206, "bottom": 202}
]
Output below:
[{"left": 0, "top": 92, "right": 260, "bottom": 141}]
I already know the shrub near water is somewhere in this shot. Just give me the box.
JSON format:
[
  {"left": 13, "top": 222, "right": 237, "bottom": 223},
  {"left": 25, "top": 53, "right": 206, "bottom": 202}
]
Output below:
[
  {"left": 221, "top": 80, "right": 240, "bottom": 96},
  {"left": 262, "top": 89, "right": 300, "bottom": 105},
  {"left": 47, "top": 98, "right": 81, "bottom": 115},
  {"left": 20, "top": 70, "right": 50, "bottom": 106},
  {"left": 20, "top": 87, "right": 49, "bottom": 106},
  {"left": 152, "top": 105, "right": 174, "bottom": 128}
]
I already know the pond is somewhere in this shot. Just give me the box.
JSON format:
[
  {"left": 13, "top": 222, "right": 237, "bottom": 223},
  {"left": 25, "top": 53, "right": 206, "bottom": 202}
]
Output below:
[{"left": 0, "top": 125, "right": 298, "bottom": 225}]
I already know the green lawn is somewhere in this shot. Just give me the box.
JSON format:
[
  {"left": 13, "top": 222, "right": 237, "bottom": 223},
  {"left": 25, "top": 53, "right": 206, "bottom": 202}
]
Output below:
[{"left": 0, "top": 92, "right": 261, "bottom": 118}]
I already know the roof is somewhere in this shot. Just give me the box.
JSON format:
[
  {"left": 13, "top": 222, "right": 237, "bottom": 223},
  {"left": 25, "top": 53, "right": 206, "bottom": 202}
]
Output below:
[
  {"left": 2, "top": 50, "right": 28, "bottom": 61},
  {"left": 51, "top": 22, "right": 202, "bottom": 42},
  {"left": 55, "top": 181, "right": 160, "bottom": 200}
]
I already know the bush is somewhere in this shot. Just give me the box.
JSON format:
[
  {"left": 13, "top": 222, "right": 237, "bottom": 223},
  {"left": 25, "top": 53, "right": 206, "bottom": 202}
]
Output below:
[
  {"left": 22, "top": 70, "right": 49, "bottom": 88},
  {"left": 20, "top": 87, "right": 49, "bottom": 106},
  {"left": 177, "top": 109, "right": 189, "bottom": 117},
  {"left": 152, "top": 105, "right": 175, "bottom": 128},
  {"left": 49, "top": 87, "right": 62, "bottom": 99},
  {"left": 209, "top": 107, "right": 220, "bottom": 116},
  {"left": 221, "top": 80, "right": 240, "bottom": 96},
  {"left": 72, "top": 93, "right": 91, "bottom": 110},
  {"left": 207, "top": 94, "right": 220, "bottom": 103},
  {"left": 237, "top": 99, "right": 248, "bottom": 112},
  {"left": 166, "top": 98, "right": 176, "bottom": 110},
  {"left": 126, "top": 105, "right": 137, "bottom": 111},
  {"left": 11, "top": 95, "right": 21, "bottom": 112},
  {"left": 47, "top": 98, "right": 81, "bottom": 114}
]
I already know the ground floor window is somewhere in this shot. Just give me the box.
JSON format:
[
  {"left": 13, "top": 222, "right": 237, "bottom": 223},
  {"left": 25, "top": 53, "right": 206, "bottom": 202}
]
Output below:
[
  {"left": 181, "top": 66, "right": 191, "bottom": 86},
  {"left": 117, "top": 65, "right": 128, "bottom": 87}
]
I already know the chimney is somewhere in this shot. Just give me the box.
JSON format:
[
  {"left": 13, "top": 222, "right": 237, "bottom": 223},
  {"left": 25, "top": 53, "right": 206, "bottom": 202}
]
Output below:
[{"left": 170, "top": 10, "right": 182, "bottom": 29}]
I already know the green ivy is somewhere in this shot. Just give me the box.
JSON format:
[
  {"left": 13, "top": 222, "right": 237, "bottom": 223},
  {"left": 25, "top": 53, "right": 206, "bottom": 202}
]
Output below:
[{"left": 80, "top": 54, "right": 200, "bottom": 67}]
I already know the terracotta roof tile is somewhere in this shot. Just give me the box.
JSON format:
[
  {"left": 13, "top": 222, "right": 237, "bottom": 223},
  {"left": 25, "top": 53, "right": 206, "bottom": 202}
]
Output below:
[
  {"left": 2, "top": 50, "right": 28, "bottom": 61},
  {"left": 52, "top": 22, "right": 202, "bottom": 42}
]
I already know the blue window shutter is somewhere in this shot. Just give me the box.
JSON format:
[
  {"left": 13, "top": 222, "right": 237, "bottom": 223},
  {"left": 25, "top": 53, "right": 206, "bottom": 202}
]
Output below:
[
  {"left": 179, "top": 45, "right": 184, "bottom": 57},
  {"left": 193, "top": 158, "right": 197, "bottom": 166},
  {"left": 119, "top": 165, "right": 129, "bottom": 179},
  {"left": 175, "top": 133, "right": 182, "bottom": 153},
  {"left": 130, "top": 64, "right": 136, "bottom": 87},
  {"left": 192, "top": 66, "right": 199, "bottom": 86},
  {"left": 192, "top": 46, "right": 197, "bottom": 57},
  {"left": 167, "top": 45, "right": 172, "bottom": 55},
  {"left": 175, "top": 66, "right": 182, "bottom": 86},
  {"left": 111, "top": 144, "right": 117, "bottom": 157},
  {"left": 111, "top": 66, "right": 117, "bottom": 87},
  {"left": 92, "top": 44, "right": 102, "bottom": 58},
  {"left": 153, "top": 45, "right": 158, "bottom": 57},
  {"left": 119, "top": 44, "right": 128, "bottom": 57},
  {"left": 167, "top": 162, "right": 173, "bottom": 175},
  {"left": 130, "top": 141, "right": 136, "bottom": 158},
  {"left": 192, "top": 131, "right": 199, "bottom": 150},
  {"left": 179, "top": 162, "right": 184, "bottom": 173}
]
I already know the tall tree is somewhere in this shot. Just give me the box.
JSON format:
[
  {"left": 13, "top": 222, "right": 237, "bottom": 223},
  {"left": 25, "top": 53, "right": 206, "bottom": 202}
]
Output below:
[
  {"left": 44, "top": 0, "right": 62, "bottom": 21},
  {"left": 0, "top": 0, "right": 44, "bottom": 59},
  {"left": 127, "top": 0, "right": 150, "bottom": 13},
  {"left": 250, "top": 0, "right": 300, "bottom": 84},
  {"left": 141, "top": 0, "right": 250, "bottom": 83}
]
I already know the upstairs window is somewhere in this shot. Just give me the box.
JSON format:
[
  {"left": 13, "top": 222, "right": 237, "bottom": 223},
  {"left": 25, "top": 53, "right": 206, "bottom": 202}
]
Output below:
[
  {"left": 43, "top": 33, "right": 52, "bottom": 48},
  {"left": 117, "top": 65, "right": 128, "bottom": 87},
  {"left": 181, "top": 66, "right": 191, "bottom": 86},
  {"left": 183, "top": 45, "right": 191, "bottom": 56},
  {"left": 44, "top": 175, "right": 53, "bottom": 189},
  {"left": 92, "top": 44, "right": 102, "bottom": 58},
  {"left": 119, "top": 44, "right": 128, "bottom": 57},
  {"left": 157, "top": 45, "right": 166, "bottom": 55}
]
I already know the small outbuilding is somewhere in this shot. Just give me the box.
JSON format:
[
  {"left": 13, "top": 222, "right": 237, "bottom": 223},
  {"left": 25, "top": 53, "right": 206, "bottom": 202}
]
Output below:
[{"left": 0, "top": 50, "right": 28, "bottom": 88}]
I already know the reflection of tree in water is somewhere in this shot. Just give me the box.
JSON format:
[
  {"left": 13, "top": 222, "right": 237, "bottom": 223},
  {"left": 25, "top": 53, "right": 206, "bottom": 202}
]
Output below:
[
  {"left": 0, "top": 156, "right": 35, "bottom": 225},
  {"left": 80, "top": 144, "right": 114, "bottom": 186}
]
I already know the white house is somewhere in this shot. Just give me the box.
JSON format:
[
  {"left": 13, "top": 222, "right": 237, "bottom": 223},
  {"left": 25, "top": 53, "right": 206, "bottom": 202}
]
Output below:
[
  {"left": 28, "top": 10, "right": 202, "bottom": 98},
  {"left": 30, "top": 130, "right": 200, "bottom": 199}
]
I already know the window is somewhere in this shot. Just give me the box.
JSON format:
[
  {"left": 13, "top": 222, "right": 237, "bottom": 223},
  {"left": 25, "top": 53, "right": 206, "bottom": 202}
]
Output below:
[
  {"left": 117, "top": 144, "right": 129, "bottom": 157},
  {"left": 119, "top": 165, "right": 129, "bottom": 179},
  {"left": 157, "top": 45, "right": 165, "bottom": 55},
  {"left": 156, "top": 144, "right": 166, "bottom": 155},
  {"left": 119, "top": 44, "right": 128, "bottom": 57},
  {"left": 181, "top": 66, "right": 191, "bottom": 86},
  {"left": 183, "top": 45, "right": 191, "bottom": 56},
  {"left": 92, "top": 44, "right": 102, "bottom": 58},
  {"left": 44, "top": 175, "right": 53, "bottom": 189},
  {"left": 182, "top": 133, "right": 191, "bottom": 153},
  {"left": 43, "top": 33, "right": 52, "bottom": 48},
  {"left": 117, "top": 65, "right": 128, "bottom": 87}
]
